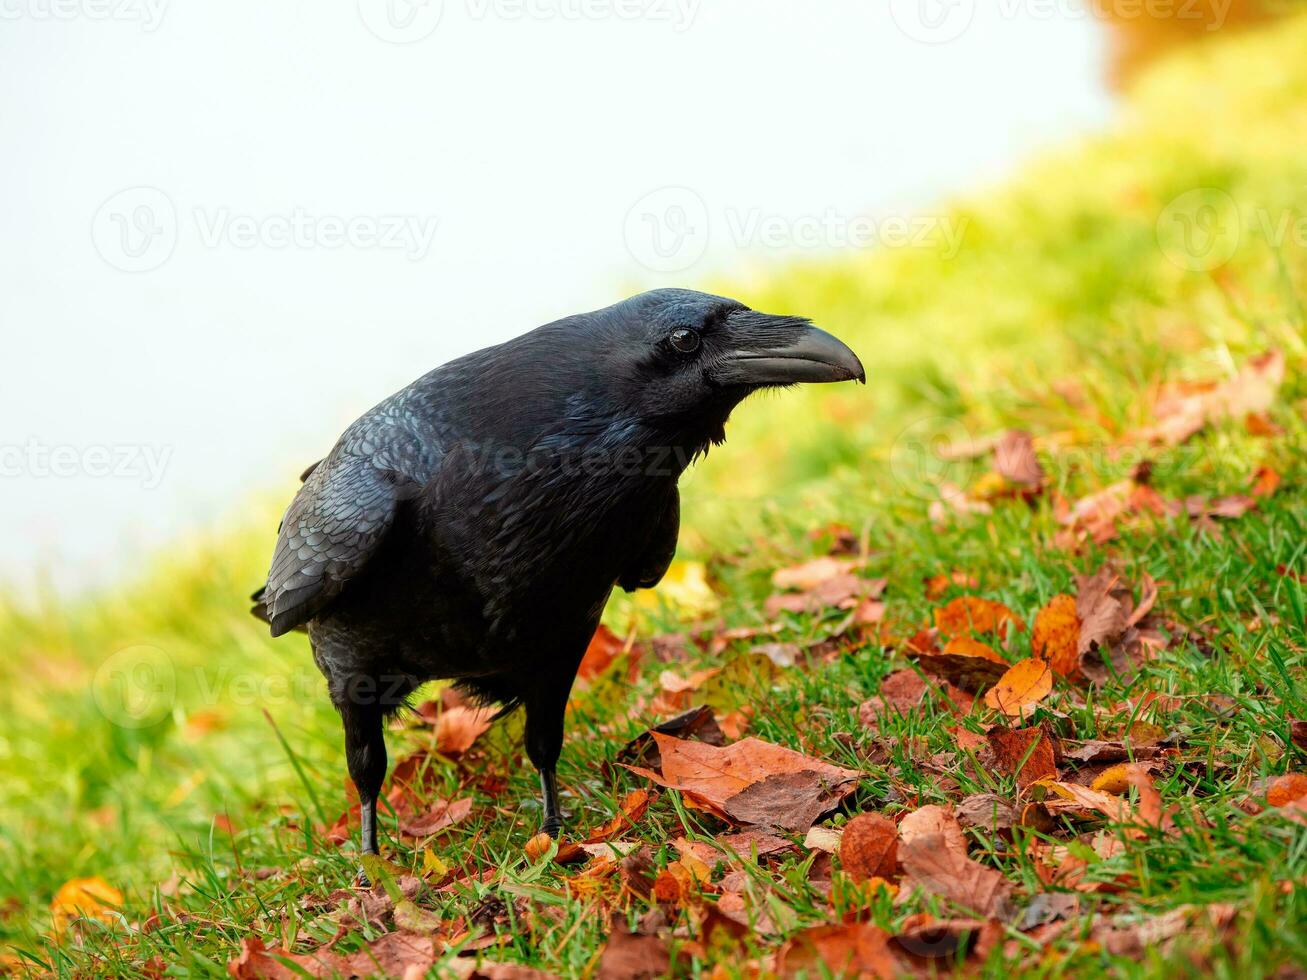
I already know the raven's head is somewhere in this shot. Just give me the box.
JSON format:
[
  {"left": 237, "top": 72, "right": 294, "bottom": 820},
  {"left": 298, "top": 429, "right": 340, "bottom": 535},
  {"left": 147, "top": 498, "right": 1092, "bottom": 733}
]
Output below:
[{"left": 590, "top": 288, "right": 864, "bottom": 443}]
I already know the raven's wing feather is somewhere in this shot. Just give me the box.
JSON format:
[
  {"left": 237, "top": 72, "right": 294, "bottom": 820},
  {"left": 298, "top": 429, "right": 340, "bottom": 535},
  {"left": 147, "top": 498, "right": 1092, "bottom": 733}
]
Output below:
[
  {"left": 619, "top": 488, "right": 680, "bottom": 592},
  {"left": 260, "top": 409, "right": 436, "bottom": 637}
]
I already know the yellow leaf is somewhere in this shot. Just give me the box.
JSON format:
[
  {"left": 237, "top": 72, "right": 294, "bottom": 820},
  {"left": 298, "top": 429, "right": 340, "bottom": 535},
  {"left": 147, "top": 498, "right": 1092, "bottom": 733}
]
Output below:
[
  {"left": 634, "top": 560, "right": 718, "bottom": 619},
  {"left": 50, "top": 877, "right": 122, "bottom": 934},
  {"left": 984, "top": 658, "right": 1053, "bottom": 716}
]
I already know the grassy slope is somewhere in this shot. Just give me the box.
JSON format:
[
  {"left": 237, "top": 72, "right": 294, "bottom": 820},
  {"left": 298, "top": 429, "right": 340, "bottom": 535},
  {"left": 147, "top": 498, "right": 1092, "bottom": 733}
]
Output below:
[{"left": 2, "top": 17, "right": 1306, "bottom": 976}]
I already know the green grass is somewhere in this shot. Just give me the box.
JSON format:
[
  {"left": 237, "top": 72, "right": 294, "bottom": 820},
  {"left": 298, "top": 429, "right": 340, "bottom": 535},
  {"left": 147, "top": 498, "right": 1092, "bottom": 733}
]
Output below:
[{"left": 3, "top": 16, "right": 1307, "bottom": 977}]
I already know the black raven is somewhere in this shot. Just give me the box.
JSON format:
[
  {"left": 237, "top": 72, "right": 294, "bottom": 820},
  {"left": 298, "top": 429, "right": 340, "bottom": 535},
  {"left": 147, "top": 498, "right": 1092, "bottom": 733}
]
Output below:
[{"left": 252, "top": 288, "right": 863, "bottom": 869}]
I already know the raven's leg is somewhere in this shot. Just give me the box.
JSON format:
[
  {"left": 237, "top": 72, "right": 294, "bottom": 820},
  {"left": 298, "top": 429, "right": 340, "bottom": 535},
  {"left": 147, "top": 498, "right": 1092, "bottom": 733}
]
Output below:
[
  {"left": 524, "top": 675, "right": 573, "bottom": 838},
  {"left": 340, "top": 694, "right": 387, "bottom": 885}
]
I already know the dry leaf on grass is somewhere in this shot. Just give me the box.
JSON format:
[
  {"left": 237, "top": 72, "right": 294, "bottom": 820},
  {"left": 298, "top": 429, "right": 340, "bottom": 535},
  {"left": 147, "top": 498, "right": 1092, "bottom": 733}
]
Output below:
[
  {"left": 584, "top": 790, "right": 654, "bottom": 843},
  {"left": 399, "top": 797, "right": 472, "bottom": 838},
  {"left": 1131, "top": 350, "right": 1284, "bottom": 446},
  {"left": 775, "top": 923, "right": 896, "bottom": 979},
  {"left": 49, "top": 877, "right": 123, "bottom": 935},
  {"left": 576, "top": 624, "right": 626, "bottom": 683},
  {"left": 994, "top": 429, "right": 1045, "bottom": 488},
  {"left": 984, "top": 658, "right": 1054, "bottom": 716},
  {"left": 595, "top": 917, "right": 671, "bottom": 980},
  {"left": 1266, "top": 773, "right": 1307, "bottom": 807},
  {"left": 616, "top": 705, "right": 725, "bottom": 769},
  {"left": 934, "top": 597, "right": 1026, "bottom": 639},
  {"left": 228, "top": 932, "right": 440, "bottom": 980},
  {"left": 765, "top": 573, "right": 886, "bottom": 617},
  {"left": 622, "top": 733, "right": 861, "bottom": 832},
  {"left": 838, "top": 814, "right": 898, "bottom": 882},
  {"left": 987, "top": 724, "right": 1058, "bottom": 789},
  {"left": 771, "top": 556, "right": 863, "bottom": 591},
  {"left": 435, "top": 706, "right": 496, "bottom": 757},
  {"left": 1032, "top": 594, "right": 1081, "bottom": 678},
  {"left": 910, "top": 636, "right": 1010, "bottom": 693},
  {"left": 899, "top": 804, "right": 968, "bottom": 857},
  {"left": 899, "top": 833, "right": 1015, "bottom": 919}
]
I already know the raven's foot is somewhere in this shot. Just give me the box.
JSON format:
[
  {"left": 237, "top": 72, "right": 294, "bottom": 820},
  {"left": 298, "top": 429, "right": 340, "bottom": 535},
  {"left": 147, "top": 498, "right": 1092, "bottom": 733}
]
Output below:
[
  {"left": 356, "top": 866, "right": 372, "bottom": 888},
  {"left": 541, "top": 816, "right": 563, "bottom": 839}
]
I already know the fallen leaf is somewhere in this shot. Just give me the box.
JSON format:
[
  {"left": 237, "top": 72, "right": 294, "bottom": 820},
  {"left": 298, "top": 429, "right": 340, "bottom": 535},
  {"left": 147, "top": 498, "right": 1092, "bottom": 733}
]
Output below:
[
  {"left": 435, "top": 706, "right": 496, "bottom": 757},
  {"left": 1131, "top": 350, "right": 1284, "bottom": 446},
  {"left": 934, "top": 597, "right": 1025, "bottom": 639},
  {"left": 1032, "top": 594, "right": 1081, "bottom": 678},
  {"left": 765, "top": 574, "right": 886, "bottom": 617},
  {"left": 910, "top": 637, "right": 1010, "bottom": 693},
  {"left": 1267, "top": 774, "right": 1307, "bottom": 807},
  {"left": 50, "top": 877, "right": 123, "bottom": 935},
  {"left": 227, "top": 936, "right": 344, "bottom": 979},
  {"left": 596, "top": 917, "right": 671, "bottom": 980},
  {"left": 987, "top": 725, "right": 1058, "bottom": 789},
  {"left": 955, "top": 794, "right": 1017, "bottom": 834},
  {"left": 838, "top": 814, "right": 898, "bottom": 882},
  {"left": 1251, "top": 466, "right": 1282, "bottom": 498},
  {"left": 899, "top": 805, "right": 968, "bottom": 857},
  {"left": 984, "top": 658, "right": 1054, "bottom": 716},
  {"left": 622, "top": 734, "right": 861, "bottom": 832},
  {"left": 771, "top": 556, "right": 862, "bottom": 591},
  {"left": 399, "top": 797, "right": 472, "bottom": 838},
  {"left": 898, "top": 834, "right": 1015, "bottom": 919},
  {"left": 775, "top": 923, "right": 896, "bottom": 979},
  {"left": 994, "top": 429, "right": 1044, "bottom": 488},
  {"left": 616, "top": 705, "right": 725, "bottom": 769},
  {"left": 925, "top": 570, "right": 980, "bottom": 600},
  {"left": 577, "top": 625, "right": 626, "bottom": 682},
  {"left": 584, "top": 790, "right": 653, "bottom": 843}
]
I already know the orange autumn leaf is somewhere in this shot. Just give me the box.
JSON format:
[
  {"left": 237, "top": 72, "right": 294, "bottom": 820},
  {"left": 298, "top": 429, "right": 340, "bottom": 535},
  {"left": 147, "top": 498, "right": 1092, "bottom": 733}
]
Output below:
[
  {"left": 434, "top": 705, "right": 496, "bottom": 756},
  {"left": 984, "top": 658, "right": 1054, "bottom": 716},
  {"left": 987, "top": 724, "right": 1058, "bottom": 789},
  {"left": 1251, "top": 466, "right": 1282, "bottom": 499},
  {"left": 776, "top": 923, "right": 897, "bottom": 979},
  {"left": 838, "top": 813, "right": 898, "bottom": 882},
  {"left": 1267, "top": 773, "right": 1307, "bottom": 807},
  {"left": 584, "top": 789, "right": 653, "bottom": 843},
  {"left": 1032, "top": 593, "right": 1081, "bottom": 678},
  {"left": 50, "top": 877, "right": 123, "bottom": 934},
  {"left": 577, "top": 624, "right": 626, "bottom": 682},
  {"left": 934, "top": 596, "right": 1026, "bottom": 639}
]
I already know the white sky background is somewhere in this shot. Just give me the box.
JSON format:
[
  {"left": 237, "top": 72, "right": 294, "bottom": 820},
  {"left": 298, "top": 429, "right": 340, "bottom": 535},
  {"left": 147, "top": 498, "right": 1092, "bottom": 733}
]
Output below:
[{"left": 0, "top": 0, "right": 1113, "bottom": 595}]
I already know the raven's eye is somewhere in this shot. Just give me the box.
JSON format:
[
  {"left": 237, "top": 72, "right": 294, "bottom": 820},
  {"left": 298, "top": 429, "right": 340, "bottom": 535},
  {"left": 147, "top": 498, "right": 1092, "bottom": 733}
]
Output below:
[{"left": 669, "top": 328, "right": 700, "bottom": 353}]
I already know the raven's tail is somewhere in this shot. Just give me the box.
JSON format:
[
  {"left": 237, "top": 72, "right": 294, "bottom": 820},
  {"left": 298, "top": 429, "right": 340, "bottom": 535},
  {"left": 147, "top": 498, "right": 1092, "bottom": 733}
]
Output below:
[{"left": 249, "top": 586, "right": 308, "bottom": 634}]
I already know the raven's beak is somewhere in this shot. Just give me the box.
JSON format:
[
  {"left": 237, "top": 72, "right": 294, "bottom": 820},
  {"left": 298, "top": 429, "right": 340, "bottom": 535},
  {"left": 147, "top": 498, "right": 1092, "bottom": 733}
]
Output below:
[{"left": 712, "top": 318, "right": 866, "bottom": 386}]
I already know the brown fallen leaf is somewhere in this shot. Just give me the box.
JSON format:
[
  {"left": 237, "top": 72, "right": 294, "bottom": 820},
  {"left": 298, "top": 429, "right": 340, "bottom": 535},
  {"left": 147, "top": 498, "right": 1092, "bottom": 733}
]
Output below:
[
  {"left": 1032, "top": 594, "right": 1081, "bottom": 678},
  {"left": 891, "top": 914, "right": 1002, "bottom": 969},
  {"left": 1037, "top": 781, "right": 1132, "bottom": 822},
  {"left": 955, "top": 794, "right": 1017, "bottom": 835},
  {"left": 898, "top": 804, "right": 968, "bottom": 858},
  {"left": 910, "top": 637, "right": 1010, "bottom": 693},
  {"left": 898, "top": 833, "right": 1015, "bottom": 919},
  {"left": 775, "top": 922, "right": 896, "bottom": 979},
  {"left": 435, "top": 706, "right": 496, "bottom": 757},
  {"left": 934, "top": 597, "right": 1025, "bottom": 640},
  {"left": 1131, "top": 350, "right": 1284, "bottom": 446},
  {"left": 616, "top": 705, "right": 725, "bottom": 769},
  {"left": 838, "top": 813, "right": 898, "bottom": 882},
  {"left": 584, "top": 790, "right": 653, "bottom": 843},
  {"left": 228, "top": 936, "right": 344, "bottom": 979},
  {"left": 771, "top": 556, "right": 863, "bottom": 591},
  {"left": 925, "top": 570, "right": 981, "bottom": 600},
  {"left": 984, "top": 658, "right": 1054, "bottom": 717},
  {"left": 987, "top": 724, "right": 1058, "bottom": 789},
  {"left": 596, "top": 916, "right": 672, "bottom": 980},
  {"left": 622, "top": 733, "right": 861, "bottom": 832},
  {"left": 765, "top": 573, "right": 886, "bottom": 617},
  {"left": 399, "top": 797, "right": 473, "bottom": 838},
  {"left": 994, "top": 429, "right": 1045, "bottom": 489}
]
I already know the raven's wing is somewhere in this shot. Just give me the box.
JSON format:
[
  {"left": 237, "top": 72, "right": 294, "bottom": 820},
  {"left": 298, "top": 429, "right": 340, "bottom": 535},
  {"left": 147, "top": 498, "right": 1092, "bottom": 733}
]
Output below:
[
  {"left": 259, "top": 414, "right": 433, "bottom": 637},
  {"left": 619, "top": 488, "right": 680, "bottom": 592}
]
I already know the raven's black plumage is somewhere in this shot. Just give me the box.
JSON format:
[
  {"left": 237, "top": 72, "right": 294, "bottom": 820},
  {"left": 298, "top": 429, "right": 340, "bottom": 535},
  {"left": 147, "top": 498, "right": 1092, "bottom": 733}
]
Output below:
[{"left": 253, "top": 289, "right": 863, "bottom": 867}]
